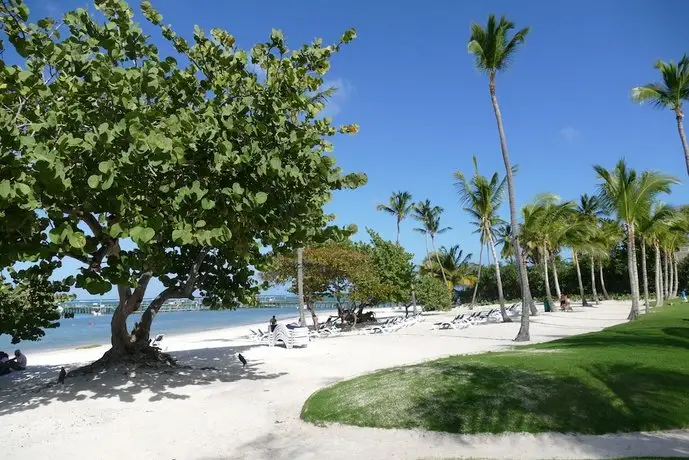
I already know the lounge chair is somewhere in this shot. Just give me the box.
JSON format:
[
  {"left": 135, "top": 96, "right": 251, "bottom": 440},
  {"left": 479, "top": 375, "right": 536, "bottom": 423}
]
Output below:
[{"left": 433, "top": 314, "right": 470, "bottom": 330}]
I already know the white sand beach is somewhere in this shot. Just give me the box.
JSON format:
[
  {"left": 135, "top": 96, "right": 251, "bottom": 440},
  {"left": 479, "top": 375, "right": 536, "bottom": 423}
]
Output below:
[{"left": 2, "top": 301, "right": 688, "bottom": 460}]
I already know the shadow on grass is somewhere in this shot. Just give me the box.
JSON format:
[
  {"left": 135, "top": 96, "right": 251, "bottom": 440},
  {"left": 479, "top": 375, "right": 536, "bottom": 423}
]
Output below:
[
  {"left": 0, "top": 343, "right": 286, "bottom": 417},
  {"left": 535, "top": 328, "right": 689, "bottom": 351},
  {"left": 407, "top": 362, "right": 689, "bottom": 435}
]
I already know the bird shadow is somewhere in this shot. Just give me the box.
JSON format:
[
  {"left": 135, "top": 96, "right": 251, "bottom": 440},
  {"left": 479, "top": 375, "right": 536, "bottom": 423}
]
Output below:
[{"left": 0, "top": 343, "right": 286, "bottom": 417}]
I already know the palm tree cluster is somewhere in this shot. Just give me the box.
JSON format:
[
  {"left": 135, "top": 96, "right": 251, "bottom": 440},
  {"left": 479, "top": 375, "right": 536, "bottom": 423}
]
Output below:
[
  {"left": 514, "top": 160, "right": 686, "bottom": 322},
  {"left": 375, "top": 14, "right": 689, "bottom": 342}
]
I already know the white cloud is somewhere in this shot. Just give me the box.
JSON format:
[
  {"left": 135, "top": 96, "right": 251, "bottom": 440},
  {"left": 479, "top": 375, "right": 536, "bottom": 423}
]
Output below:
[
  {"left": 559, "top": 126, "right": 580, "bottom": 142},
  {"left": 319, "top": 78, "right": 354, "bottom": 118}
]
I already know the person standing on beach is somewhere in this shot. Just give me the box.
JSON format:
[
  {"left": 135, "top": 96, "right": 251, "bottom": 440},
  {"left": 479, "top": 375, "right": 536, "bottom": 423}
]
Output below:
[{"left": 270, "top": 316, "right": 277, "bottom": 332}]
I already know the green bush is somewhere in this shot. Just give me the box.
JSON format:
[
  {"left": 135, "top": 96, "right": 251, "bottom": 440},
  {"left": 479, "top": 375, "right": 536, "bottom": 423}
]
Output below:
[{"left": 416, "top": 275, "right": 452, "bottom": 311}]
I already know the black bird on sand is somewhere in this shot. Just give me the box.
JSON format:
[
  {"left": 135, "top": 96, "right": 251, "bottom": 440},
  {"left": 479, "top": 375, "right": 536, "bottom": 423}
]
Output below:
[
  {"left": 57, "top": 367, "right": 67, "bottom": 384},
  {"left": 237, "top": 353, "right": 247, "bottom": 368}
]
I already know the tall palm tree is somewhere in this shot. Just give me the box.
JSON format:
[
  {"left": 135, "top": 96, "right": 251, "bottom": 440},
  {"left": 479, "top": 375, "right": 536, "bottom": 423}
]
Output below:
[
  {"left": 377, "top": 191, "right": 414, "bottom": 244},
  {"left": 413, "top": 200, "right": 433, "bottom": 260},
  {"left": 469, "top": 15, "right": 533, "bottom": 341},
  {"left": 632, "top": 55, "right": 689, "bottom": 175},
  {"left": 594, "top": 159, "right": 678, "bottom": 319},
  {"left": 454, "top": 156, "right": 510, "bottom": 321},
  {"left": 414, "top": 201, "right": 451, "bottom": 286},
  {"left": 495, "top": 224, "right": 514, "bottom": 261}
]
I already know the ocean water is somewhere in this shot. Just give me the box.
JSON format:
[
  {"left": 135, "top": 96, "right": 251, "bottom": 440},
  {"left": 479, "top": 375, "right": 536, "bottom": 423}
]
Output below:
[{"left": 0, "top": 307, "right": 309, "bottom": 353}]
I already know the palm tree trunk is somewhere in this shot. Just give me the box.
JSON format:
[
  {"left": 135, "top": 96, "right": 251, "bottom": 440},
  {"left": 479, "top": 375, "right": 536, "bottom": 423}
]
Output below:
[
  {"left": 489, "top": 76, "right": 532, "bottom": 342},
  {"left": 590, "top": 253, "right": 599, "bottom": 305},
  {"left": 656, "top": 243, "right": 667, "bottom": 305},
  {"left": 675, "top": 110, "right": 689, "bottom": 176},
  {"left": 488, "top": 234, "right": 510, "bottom": 322},
  {"left": 654, "top": 242, "right": 663, "bottom": 307},
  {"left": 430, "top": 235, "right": 448, "bottom": 286},
  {"left": 573, "top": 250, "right": 587, "bottom": 306},
  {"left": 640, "top": 238, "right": 649, "bottom": 313},
  {"left": 424, "top": 234, "right": 430, "bottom": 261},
  {"left": 627, "top": 227, "right": 640, "bottom": 320},
  {"left": 470, "top": 243, "right": 484, "bottom": 308},
  {"left": 663, "top": 248, "right": 670, "bottom": 300},
  {"left": 543, "top": 246, "right": 554, "bottom": 310},
  {"left": 598, "top": 259, "right": 609, "bottom": 300},
  {"left": 670, "top": 251, "right": 679, "bottom": 297},
  {"left": 396, "top": 217, "right": 401, "bottom": 245},
  {"left": 551, "top": 253, "right": 562, "bottom": 300}
]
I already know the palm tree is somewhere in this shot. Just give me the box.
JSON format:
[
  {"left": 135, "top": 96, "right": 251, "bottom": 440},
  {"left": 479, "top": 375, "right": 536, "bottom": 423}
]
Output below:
[
  {"left": 593, "top": 220, "right": 623, "bottom": 301},
  {"left": 414, "top": 201, "right": 451, "bottom": 286},
  {"left": 577, "top": 194, "right": 606, "bottom": 305},
  {"left": 495, "top": 224, "right": 514, "bottom": 261},
  {"left": 638, "top": 203, "right": 673, "bottom": 311},
  {"left": 377, "top": 191, "right": 414, "bottom": 244},
  {"left": 469, "top": 15, "right": 533, "bottom": 341},
  {"left": 454, "top": 156, "right": 510, "bottom": 321},
  {"left": 421, "top": 245, "right": 476, "bottom": 291},
  {"left": 632, "top": 55, "right": 689, "bottom": 175},
  {"left": 413, "top": 200, "right": 433, "bottom": 260},
  {"left": 594, "top": 159, "right": 678, "bottom": 319}
]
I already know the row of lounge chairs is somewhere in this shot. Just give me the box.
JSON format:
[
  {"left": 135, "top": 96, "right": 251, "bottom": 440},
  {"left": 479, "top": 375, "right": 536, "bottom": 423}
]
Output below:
[
  {"left": 362, "top": 313, "right": 423, "bottom": 334},
  {"left": 432, "top": 303, "right": 522, "bottom": 330}
]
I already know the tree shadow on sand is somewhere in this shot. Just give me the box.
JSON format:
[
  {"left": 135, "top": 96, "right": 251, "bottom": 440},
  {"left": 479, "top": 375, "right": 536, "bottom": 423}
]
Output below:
[{"left": 0, "top": 343, "right": 286, "bottom": 417}]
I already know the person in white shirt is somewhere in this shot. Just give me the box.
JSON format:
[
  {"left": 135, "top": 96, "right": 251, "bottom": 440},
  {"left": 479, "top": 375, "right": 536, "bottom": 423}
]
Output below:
[{"left": 9, "top": 350, "right": 27, "bottom": 371}]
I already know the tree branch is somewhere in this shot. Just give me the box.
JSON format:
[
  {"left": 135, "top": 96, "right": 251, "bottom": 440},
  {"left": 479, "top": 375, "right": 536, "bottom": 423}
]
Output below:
[{"left": 81, "top": 212, "right": 103, "bottom": 237}]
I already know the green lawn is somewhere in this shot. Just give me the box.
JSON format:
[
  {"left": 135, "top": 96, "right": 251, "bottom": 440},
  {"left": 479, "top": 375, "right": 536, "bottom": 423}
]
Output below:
[{"left": 301, "top": 301, "right": 689, "bottom": 435}]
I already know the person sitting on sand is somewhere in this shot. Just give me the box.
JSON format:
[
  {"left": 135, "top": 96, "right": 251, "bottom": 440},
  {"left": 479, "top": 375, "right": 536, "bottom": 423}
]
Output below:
[
  {"left": 269, "top": 315, "right": 277, "bottom": 332},
  {"left": 9, "top": 349, "right": 27, "bottom": 371},
  {"left": 560, "top": 294, "right": 571, "bottom": 312}
]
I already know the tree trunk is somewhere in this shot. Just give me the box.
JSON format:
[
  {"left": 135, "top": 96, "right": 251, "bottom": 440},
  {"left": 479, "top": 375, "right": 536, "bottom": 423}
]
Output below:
[
  {"left": 655, "top": 242, "right": 663, "bottom": 307},
  {"left": 396, "top": 217, "right": 401, "bottom": 245},
  {"left": 590, "top": 252, "right": 599, "bottom": 305},
  {"left": 627, "top": 227, "right": 640, "bottom": 319},
  {"left": 488, "top": 76, "right": 532, "bottom": 342},
  {"left": 551, "top": 253, "right": 562, "bottom": 300},
  {"left": 573, "top": 251, "right": 587, "bottom": 306},
  {"left": 640, "top": 239, "right": 649, "bottom": 313},
  {"left": 306, "top": 303, "right": 319, "bottom": 329},
  {"left": 543, "top": 246, "right": 554, "bottom": 310},
  {"left": 430, "top": 236, "right": 448, "bottom": 287},
  {"left": 411, "top": 283, "right": 417, "bottom": 315},
  {"left": 670, "top": 252, "right": 679, "bottom": 298},
  {"left": 598, "top": 259, "right": 609, "bottom": 300},
  {"left": 664, "top": 248, "right": 670, "bottom": 300},
  {"left": 488, "top": 234, "right": 510, "bottom": 322},
  {"left": 470, "top": 243, "right": 484, "bottom": 307},
  {"left": 675, "top": 110, "right": 689, "bottom": 176},
  {"left": 297, "top": 247, "right": 306, "bottom": 327}
]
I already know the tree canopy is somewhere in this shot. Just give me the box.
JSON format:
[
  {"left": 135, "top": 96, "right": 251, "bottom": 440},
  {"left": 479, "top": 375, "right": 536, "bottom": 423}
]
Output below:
[{"left": 0, "top": 0, "right": 364, "bottom": 360}]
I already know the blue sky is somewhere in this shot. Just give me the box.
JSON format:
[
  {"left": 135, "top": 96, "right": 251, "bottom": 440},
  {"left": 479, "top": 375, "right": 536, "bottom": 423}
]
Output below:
[{"left": 19, "top": 0, "right": 689, "bottom": 298}]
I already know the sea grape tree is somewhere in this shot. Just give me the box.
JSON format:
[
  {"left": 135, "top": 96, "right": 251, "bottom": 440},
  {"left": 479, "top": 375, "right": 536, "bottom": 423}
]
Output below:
[{"left": 0, "top": 0, "right": 364, "bottom": 366}]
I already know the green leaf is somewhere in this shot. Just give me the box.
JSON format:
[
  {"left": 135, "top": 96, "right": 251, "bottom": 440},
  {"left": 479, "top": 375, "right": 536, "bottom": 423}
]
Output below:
[
  {"left": 130, "top": 226, "right": 155, "bottom": 244},
  {"left": 98, "top": 160, "right": 114, "bottom": 174},
  {"left": 201, "top": 198, "right": 215, "bottom": 210},
  {"left": 195, "top": 220, "right": 206, "bottom": 228},
  {"left": 269, "top": 157, "right": 282, "bottom": 170},
  {"left": 109, "top": 223, "right": 123, "bottom": 238},
  {"left": 87, "top": 175, "right": 101, "bottom": 189},
  {"left": 68, "top": 232, "right": 87, "bottom": 249},
  {"left": 255, "top": 192, "right": 268, "bottom": 204},
  {"left": 232, "top": 182, "right": 244, "bottom": 195},
  {"left": 0, "top": 180, "right": 11, "bottom": 198}
]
